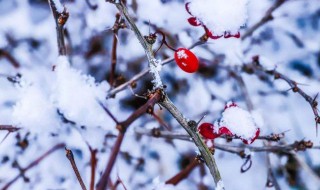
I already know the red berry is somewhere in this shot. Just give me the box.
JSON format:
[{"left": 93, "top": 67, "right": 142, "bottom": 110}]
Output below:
[
  {"left": 241, "top": 128, "right": 260, "bottom": 144},
  {"left": 174, "top": 48, "right": 199, "bottom": 73},
  {"left": 224, "top": 32, "right": 241, "bottom": 39},
  {"left": 218, "top": 127, "right": 233, "bottom": 136},
  {"left": 198, "top": 123, "right": 220, "bottom": 139},
  {"left": 188, "top": 17, "right": 201, "bottom": 26}
]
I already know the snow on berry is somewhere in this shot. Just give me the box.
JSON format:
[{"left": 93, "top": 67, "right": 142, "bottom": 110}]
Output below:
[
  {"left": 174, "top": 48, "right": 199, "bottom": 73},
  {"left": 186, "top": 0, "right": 248, "bottom": 38},
  {"left": 219, "top": 102, "right": 260, "bottom": 144}
]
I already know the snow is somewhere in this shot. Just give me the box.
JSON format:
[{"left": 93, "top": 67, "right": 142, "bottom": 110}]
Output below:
[
  {"left": 188, "top": 0, "right": 249, "bottom": 35},
  {"left": 219, "top": 103, "right": 259, "bottom": 140},
  {"left": 216, "top": 180, "right": 225, "bottom": 190},
  {"left": 149, "top": 58, "right": 163, "bottom": 88},
  {"left": 176, "top": 49, "right": 188, "bottom": 59}
]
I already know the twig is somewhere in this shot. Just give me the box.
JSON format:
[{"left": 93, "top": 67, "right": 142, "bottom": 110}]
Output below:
[
  {"left": 96, "top": 91, "right": 161, "bottom": 190},
  {"left": 48, "top": 0, "right": 69, "bottom": 56},
  {"left": 88, "top": 146, "right": 98, "bottom": 190},
  {"left": 109, "top": 13, "right": 126, "bottom": 88},
  {"left": 242, "top": 62, "right": 320, "bottom": 132},
  {"left": 65, "top": 148, "right": 88, "bottom": 190},
  {"left": 241, "top": 0, "right": 286, "bottom": 40},
  {"left": 165, "top": 158, "right": 199, "bottom": 185},
  {"left": 85, "top": 0, "right": 98, "bottom": 10},
  {"left": 0, "top": 49, "right": 20, "bottom": 68},
  {"left": 134, "top": 128, "right": 284, "bottom": 142},
  {"left": 0, "top": 125, "right": 20, "bottom": 132},
  {"left": 1, "top": 143, "right": 65, "bottom": 190}
]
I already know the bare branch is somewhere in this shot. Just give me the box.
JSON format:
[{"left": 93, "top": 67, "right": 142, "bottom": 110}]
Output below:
[
  {"left": 65, "top": 148, "right": 88, "bottom": 190},
  {"left": 48, "top": 0, "right": 69, "bottom": 56},
  {"left": 241, "top": 0, "right": 286, "bottom": 40},
  {"left": 1, "top": 143, "right": 65, "bottom": 190}
]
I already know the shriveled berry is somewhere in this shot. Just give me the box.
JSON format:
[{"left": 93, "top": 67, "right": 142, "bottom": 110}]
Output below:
[
  {"left": 174, "top": 48, "right": 199, "bottom": 73},
  {"left": 241, "top": 128, "right": 260, "bottom": 144},
  {"left": 198, "top": 123, "right": 220, "bottom": 139},
  {"left": 218, "top": 127, "right": 233, "bottom": 136},
  {"left": 224, "top": 101, "right": 238, "bottom": 110}
]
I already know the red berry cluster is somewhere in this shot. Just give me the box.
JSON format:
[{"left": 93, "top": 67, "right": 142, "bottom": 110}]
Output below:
[
  {"left": 198, "top": 103, "right": 260, "bottom": 144},
  {"left": 185, "top": 2, "right": 240, "bottom": 39}
]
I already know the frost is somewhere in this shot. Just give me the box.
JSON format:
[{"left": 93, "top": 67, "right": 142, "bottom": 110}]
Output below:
[
  {"left": 219, "top": 105, "right": 258, "bottom": 141},
  {"left": 188, "top": 0, "right": 248, "bottom": 35},
  {"left": 149, "top": 58, "right": 163, "bottom": 88},
  {"left": 176, "top": 49, "right": 188, "bottom": 59}
]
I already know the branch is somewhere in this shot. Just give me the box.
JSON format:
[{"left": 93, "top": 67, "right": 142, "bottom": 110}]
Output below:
[
  {"left": 242, "top": 61, "right": 320, "bottom": 131},
  {"left": 48, "top": 0, "right": 69, "bottom": 56},
  {"left": 0, "top": 125, "right": 20, "bottom": 132},
  {"left": 135, "top": 127, "right": 285, "bottom": 142},
  {"left": 65, "top": 148, "right": 88, "bottom": 190},
  {"left": 106, "top": 1, "right": 224, "bottom": 187},
  {"left": 165, "top": 158, "right": 199, "bottom": 185},
  {"left": 1, "top": 143, "right": 65, "bottom": 190},
  {"left": 96, "top": 91, "right": 161, "bottom": 190},
  {"left": 241, "top": 0, "right": 286, "bottom": 40},
  {"left": 0, "top": 49, "right": 20, "bottom": 68},
  {"left": 160, "top": 97, "right": 224, "bottom": 188}
]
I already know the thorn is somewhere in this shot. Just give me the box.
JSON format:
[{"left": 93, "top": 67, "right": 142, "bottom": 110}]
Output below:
[{"left": 196, "top": 114, "right": 207, "bottom": 126}]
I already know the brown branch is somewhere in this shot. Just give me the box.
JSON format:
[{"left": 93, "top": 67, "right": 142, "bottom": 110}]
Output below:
[
  {"left": 65, "top": 148, "right": 88, "bottom": 190},
  {"left": 165, "top": 159, "right": 199, "bottom": 185},
  {"left": 0, "top": 49, "right": 20, "bottom": 68},
  {"left": 96, "top": 90, "right": 162, "bottom": 190},
  {"left": 0, "top": 125, "right": 20, "bottom": 132},
  {"left": 241, "top": 0, "right": 286, "bottom": 40},
  {"left": 1, "top": 143, "right": 65, "bottom": 190},
  {"left": 88, "top": 146, "right": 98, "bottom": 190},
  {"left": 48, "top": 0, "right": 69, "bottom": 56}
]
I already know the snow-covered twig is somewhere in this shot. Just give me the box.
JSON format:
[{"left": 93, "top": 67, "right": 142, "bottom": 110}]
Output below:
[{"left": 165, "top": 158, "right": 200, "bottom": 185}]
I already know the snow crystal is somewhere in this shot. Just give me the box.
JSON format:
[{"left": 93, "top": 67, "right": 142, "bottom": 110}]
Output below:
[
  {"left": 219, "top": 105, "right": 258, "bottom": 140},
  {"left": 188, "top": 0, "right": 248, "bottom": 35},
  {"left": 52, "top": 0, "right": 64, "bottom": 12},
  {"left": 149, "top": 58, "right": 163, "bottom": 88},
  {"left": 176, "top": 49, "right": 188, "bottom": 59},
  {"left": 216, "top": 180, "right": 225, "bottom": 190}
]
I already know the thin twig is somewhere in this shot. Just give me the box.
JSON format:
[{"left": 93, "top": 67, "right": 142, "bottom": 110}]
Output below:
[
  {"left": 48, "top": 0, "right": 69, "bottom": 56},
  {"left": 96, "top": 91, "right": 161, "bottom": 190},
  {"left": 88, "top": 146, "right": 98, "bottom": 190},
  {"left": 1, "top": 143, "right": 65, "bottom": 190},
  {"left": 0, "top": 49, "right": 20, "bottom": 68},
  {"left": 0, "top": 125, "right": 20, "bottom": 132},
  {"left": 165, "top": 158, "right": 199, "bottom": 185},
  {"left": 65, "top": 148, "right": 88, "bottom": 190},
  {"left": 241, "top": 0, "right": 286, "bottom": 40}
]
